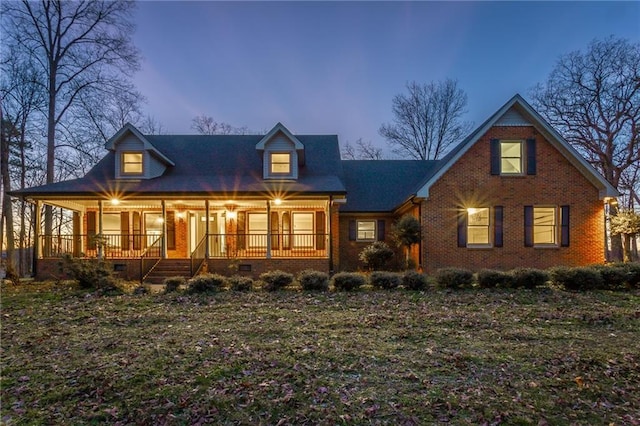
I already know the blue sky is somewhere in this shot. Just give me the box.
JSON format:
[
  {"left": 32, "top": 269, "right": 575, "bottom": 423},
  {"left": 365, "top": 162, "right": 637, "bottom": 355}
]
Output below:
[{"left": 132, "top": 1, "right": 640, "bottom": 153}]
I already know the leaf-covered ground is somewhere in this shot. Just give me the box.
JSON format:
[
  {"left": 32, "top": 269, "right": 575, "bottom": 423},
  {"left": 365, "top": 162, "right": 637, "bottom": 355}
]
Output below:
[{"left": 2, "top": 283, "right": 639, "bottom": 425}]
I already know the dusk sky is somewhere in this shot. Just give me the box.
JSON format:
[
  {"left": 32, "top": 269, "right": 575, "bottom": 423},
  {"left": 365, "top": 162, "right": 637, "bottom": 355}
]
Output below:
[{"left": 132, "top": 1, "right": 640, "bottom": 154}]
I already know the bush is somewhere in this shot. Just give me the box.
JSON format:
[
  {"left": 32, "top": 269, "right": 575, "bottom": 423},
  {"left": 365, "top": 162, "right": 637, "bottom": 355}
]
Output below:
[
  {"left": 297, "top": 270, "right": 329, "bottom": 291},
  {"left": 227, "top": 275, "right": 254, "bottom": 292},
  {"left": 163, "top": 276, "right": 186, "bottom": 293},
  {"left": 476, "top": 269, "right": 513, "bottom": 289},
  {"left": 624, "top": 262, "right": 640, "bottom": 288},
  {"left": 133, "top": 285, "right": 150, "bottom": 295},
  {"left": 550, "top": 266, "right": 604, "bottom": 291},
  {"left": 359, "top": 241, "right": 394, "bottom": 271},
  {"left": 370, "top": 271, "right": 401, "bottom": 289},
  {"left": 186, "top": 273, "right": 226, "bottom": 294},
  {"left": 402, "top": 270, "right": 429, "bottom": 291},
  {"left": 590, "top": 264, "right": 629, "bottom": 290},
  {"left": 434, "top": 267, "right": 474, "bottom": 289},
  {"left": 510, "top": 268, "right": 550, "bottom": 289},
  {"left": 58, "top": 254, "right": 119, "bottom": 291},
  {"left": 260, "top": 270, "right": 294, "bottom": 292},
  {"left": 331, "top": 272, "right": 366, "bottom": 291}
]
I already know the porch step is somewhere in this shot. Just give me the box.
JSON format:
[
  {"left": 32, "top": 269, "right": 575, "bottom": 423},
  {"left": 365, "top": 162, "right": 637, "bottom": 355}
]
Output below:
[{"left": 143, "top": 259, "right": 192, "bottom": 285}]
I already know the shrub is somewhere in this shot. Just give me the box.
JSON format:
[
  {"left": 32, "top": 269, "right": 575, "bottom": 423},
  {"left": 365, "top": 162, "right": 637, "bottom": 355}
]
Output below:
[
  {"left": 370, "top": 271, "right": 401, "bottom": 290},
  {"left": 434, "top": 267, "right": 474, "bottom": 289},
  {"left": 550, "top": 266, "right": 604, "bottom": 291},
  {"left": 476, "top": 269, "right": 513, "bottom": 289},
  {"left": 590, "top": 264, "right": 628, "bottom": 290},
  {"left": 510, "top": 268, "right": 550, "bottom": 289},
  {"left": 260, "top": 270, "right": 294, "bottom": 292},
  {"left": 331, "top": 272, "right": 366, "bottom": 291},
  {"left": 359, "top": 241, "right": 394, "bottom": 271},
  {"left": 402, "top": 270, "right": 429, "bottom": 291},
  {"left": 297, "top": 270, "right": 329, "bottom": 291},
  {"left": 186, "top": 273, "right": 226, "bottom": 294},
  {"left": 58, "top": 254, "right": 118, "bottom": 291},
  {"left": 133, "top": 285, "right": 150, "bottom": 295},
  {"left": 624, "top": 262, "right": 640, "bottom": 288},
  {"left": 163, "top": 276, "right": 186, "bottom": 293},
  {"left": 227, "top": 275, "right": 254, "bottom": 292}
]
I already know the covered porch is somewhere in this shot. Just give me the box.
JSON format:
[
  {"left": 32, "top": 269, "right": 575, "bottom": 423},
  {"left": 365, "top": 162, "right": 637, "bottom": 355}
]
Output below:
[{"left": 32, "top": 196, "right": 335, "bottom": 281}]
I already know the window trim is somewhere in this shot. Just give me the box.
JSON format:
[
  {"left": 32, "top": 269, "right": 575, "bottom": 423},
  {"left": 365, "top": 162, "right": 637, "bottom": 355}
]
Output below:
[
  {"left": 466, "top": 207, "right": 492, "bottom": 248},
  {"left": 270, "top": 152, "right": 292, "bottom": 175},
  {"left": 356, "top": 219, "right": 376, "bottom": 242},
  {"left": 121, "top": 151, "right": 144, "bottom": 175},
  {"left": 533, "top": 205, "right": 558, "bottom": 247},
  {"left": 500, "top": 140, "right": 524, "bottom": 176}
]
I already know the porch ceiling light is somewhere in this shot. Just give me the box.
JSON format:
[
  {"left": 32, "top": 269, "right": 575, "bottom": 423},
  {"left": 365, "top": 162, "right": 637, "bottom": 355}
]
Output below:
[
  {"left": 273, "top": 198, "right": 283, "bottom": 206},
  {"left": 110, "top": 198, "right": 120, "bottom": 206}
]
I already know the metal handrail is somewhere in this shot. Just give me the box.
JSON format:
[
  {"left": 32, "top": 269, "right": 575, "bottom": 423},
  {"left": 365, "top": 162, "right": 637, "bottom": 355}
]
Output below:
[{"left": 190, "top": 234, "right": 208, "bottom": 276}]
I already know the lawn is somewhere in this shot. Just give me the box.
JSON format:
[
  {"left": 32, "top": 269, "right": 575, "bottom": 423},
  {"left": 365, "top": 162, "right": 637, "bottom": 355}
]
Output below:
[{"left": 1, "top": 283, "right": 639, "bottom": 425}]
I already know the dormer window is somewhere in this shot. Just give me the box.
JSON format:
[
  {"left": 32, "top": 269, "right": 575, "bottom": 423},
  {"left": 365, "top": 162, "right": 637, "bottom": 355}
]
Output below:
[
  {"left": 270, "top": 153, "right": 291, "bottom": 175},
  {"left": 122, "top": 152, "right": 143, "bottom": 175}
]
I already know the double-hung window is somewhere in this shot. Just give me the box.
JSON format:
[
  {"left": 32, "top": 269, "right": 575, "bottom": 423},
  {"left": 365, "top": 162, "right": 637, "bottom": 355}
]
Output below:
[
  {"left": 467, "top": 208, "right": 490, "bottom": 246},
  {"left": 270, "top": 153, "right": 291, "bottom": 175},
  {"left": 357, "top": 220, "right": 376, "bottom": 241},
  {"left": 500, "top": 141, "right": 523, "bottom": 175},
  {"left": 533, "top": 207, "right": 557, "bottom": 245},
  {"left": 122, "top": 152, "right": 143, "bottom": 175}
]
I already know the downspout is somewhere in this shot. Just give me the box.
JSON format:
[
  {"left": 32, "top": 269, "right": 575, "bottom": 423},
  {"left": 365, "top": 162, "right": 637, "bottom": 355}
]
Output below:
[
  {"left": 161, "top": 200, "right": 167, "bottom": 258},
  {"left": 328, "top": 196, "right": 333, "bottom": 274}
]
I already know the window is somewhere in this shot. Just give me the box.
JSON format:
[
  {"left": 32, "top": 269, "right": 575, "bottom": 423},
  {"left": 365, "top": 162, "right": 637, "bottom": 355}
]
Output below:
[
  {"left": 357, "top": 220, "right": 376, "bottom": 241},
  {"left": 500, "top": 141, "right": 523, "bottom": 174},
  {"left": 270, "top": 153, "right": 291, "bottom": 174},
  {"left": 122, "top": 152, "right": 143, "bottom": 174},
  {"left": 102, "top": 213, "right": 122, "bottom": 248},
  {"left": 467, "top": 208, "right": 490, "bottom": 245},
  {"left": 292, "top": 212, "right": 314, "bottom": 247},
  {"left": 248, "top": 213, "right": 267, "bottom": 248},
  {"left": 533, "top": 207, "right": 556, "bottom": 245}
]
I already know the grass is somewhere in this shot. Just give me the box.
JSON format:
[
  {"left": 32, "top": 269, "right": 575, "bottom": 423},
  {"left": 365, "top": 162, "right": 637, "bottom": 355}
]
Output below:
[{"left": 1, "top": 282, "right": 639, "bottom": 425}]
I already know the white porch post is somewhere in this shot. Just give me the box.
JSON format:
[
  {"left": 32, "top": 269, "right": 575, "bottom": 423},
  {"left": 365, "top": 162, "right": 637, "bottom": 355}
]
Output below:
[
  {"left": 266, "top": 200, "right": 272, "bottom": 259},
  {"left": 34, "top": 200, "right": 41, "bottom": 260},
  {"left": 328, "top": 197, "right": 333, "bottom": 272},
  {"left": 97, "top": 200, "right": 104, "bottom": 259},
  {"left": 205, "top": 200, "right": 210, "bottom": 259},
  {"left": 161, "top": 200, "right": 167, "bottom": 258}
]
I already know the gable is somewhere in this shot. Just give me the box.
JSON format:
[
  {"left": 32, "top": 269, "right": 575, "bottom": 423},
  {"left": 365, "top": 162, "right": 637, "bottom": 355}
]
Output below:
[
  {"left": 256, "top": 123, "right": 305, "bottom": 179},
  {"left": 416, "top": 94, "right": 618, "bottom": 199}
]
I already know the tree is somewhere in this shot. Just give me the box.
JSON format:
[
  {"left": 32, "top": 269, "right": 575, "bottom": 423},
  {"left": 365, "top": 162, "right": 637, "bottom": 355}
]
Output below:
[
  {"left": 191, "top": 115, "right": 248, "bottom": 135},
  {"left": 341, "top": 138, "right": 384, "bottom": 160},
  {"left": 610, "top": 210, "right": 640, "bottom": 262},
  {"left": 2, "top": 0, "right": 141, "bottom": 239},
  {"left": 530, "top": 36, "right": 640, "bottom": 261},
  {"left": 379, "top": 79, "right": 472, "bottom": 160},
  {"left": 392, "top": 214, "right": 421, "bottom": 269}
]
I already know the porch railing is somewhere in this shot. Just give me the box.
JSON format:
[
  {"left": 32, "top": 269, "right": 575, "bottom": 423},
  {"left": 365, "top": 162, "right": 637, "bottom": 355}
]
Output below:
[
  {"left": 207, "top": 233, "right": 329, "bottom": 258},
  {"left": 140, "top": 235, "right": 163, "bottom": 282},
  {"left": 190, "top": 234, "right": 207, "bottom": 276},
  {"left": 39, "top": 233, "right": 162, "bottom": 259}
]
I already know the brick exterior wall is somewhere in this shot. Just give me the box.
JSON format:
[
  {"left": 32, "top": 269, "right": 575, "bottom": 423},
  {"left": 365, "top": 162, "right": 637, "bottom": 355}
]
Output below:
[
  {"left": 36, "top": 258, "right": 142, "bottom": 282},
  {"left": 337, "top": 215, "right": 404, "bottom": 271},
  {"left": 421, "top": 125, "right": 606, "bottom": 273},
  {"left": 205, "top": 258, "right": 330, "bottom": 279}
]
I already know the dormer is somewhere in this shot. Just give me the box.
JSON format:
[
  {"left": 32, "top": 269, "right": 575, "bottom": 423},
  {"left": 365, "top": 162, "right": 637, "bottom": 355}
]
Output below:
[
  {"left": 256, "top": 123, "right": 305, "bottom": 180},
  {"left": 105, "top": 123, "right": 174, "bottom": 179}
]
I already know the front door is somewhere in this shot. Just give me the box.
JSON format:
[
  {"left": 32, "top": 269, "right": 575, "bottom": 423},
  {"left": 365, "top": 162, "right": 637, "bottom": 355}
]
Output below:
[{"left": 189, "top": 212, "right": 222, "bottom": 257}]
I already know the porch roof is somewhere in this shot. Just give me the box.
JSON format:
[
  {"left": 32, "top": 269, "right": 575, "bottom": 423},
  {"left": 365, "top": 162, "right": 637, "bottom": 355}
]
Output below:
[{"left": 12, "top": 134, "right": 346, "bottom": 199}]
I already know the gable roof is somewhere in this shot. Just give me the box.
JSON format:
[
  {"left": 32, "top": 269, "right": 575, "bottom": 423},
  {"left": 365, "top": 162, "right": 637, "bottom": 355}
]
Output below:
[
  {"left": 105, "top": 123, "right": 174, "bottom": 166},
  {"left": 15, "top": 133, "right": 345, "bottom": 199},
  {"left": 341, "top": 160, "right": 438, "bottom": 212},
  {"left": 416, "top": 94, "right": 618, "bottom": 199}
]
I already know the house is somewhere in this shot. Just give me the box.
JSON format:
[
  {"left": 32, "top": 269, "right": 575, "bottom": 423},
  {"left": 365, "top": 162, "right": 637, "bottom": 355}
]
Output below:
[{"left": 14, "top": 94, "right": 618, "bottom": 282}]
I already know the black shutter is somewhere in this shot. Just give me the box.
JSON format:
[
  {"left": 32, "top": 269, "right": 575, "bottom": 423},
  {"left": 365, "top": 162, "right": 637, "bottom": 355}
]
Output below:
[
  {"left": 271, "top": 211, "right": 280, "bottom": 250},
  {"left": 490, "top": 139, "right": 500, "bottom": 175},
  {"left": 494, "top": 206, "right": 504, "bottom": 248},
  {"left": 377, "top": 220, "right": 385, "bottom": 241},
  {"left": 166, "top": 211, "right": 175, "bottom": 250},
  {"left": 87, "top": 211, "right": 97, "bottom": 250},
  {"left": 560, "top": 205, "right": 570, "bottom": 247},
  {"left": 237, "top": 212, "right": 246, "bottom": 250},
  {"left": 121, "top": 212, "right": 130, "bottom": 250},
  {"left": 316, "top": 211, "right": 326, "bottom": 250},
  {"left": 524, "top": 206, "right": 534, "bottom": 247},
  {"left": 132, "top": 212, "right": 141, "bottom": 251},
  {"left": 349, "top": 220, "right": 357, "bottom": 241},
  {"left": 457, "top": 209, "right": 467, "bottom": 247},
  {"left": 526, "top": 138, "right": 537, "bottom": 175},
  {"left": 282, "top": 212, "right": 291, "bottom": 250}
]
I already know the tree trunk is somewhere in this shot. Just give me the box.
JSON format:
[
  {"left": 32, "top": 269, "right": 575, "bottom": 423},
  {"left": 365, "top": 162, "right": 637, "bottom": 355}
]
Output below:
[{"left": 1, "top": 105, "right": 16, "bottom": 273}]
